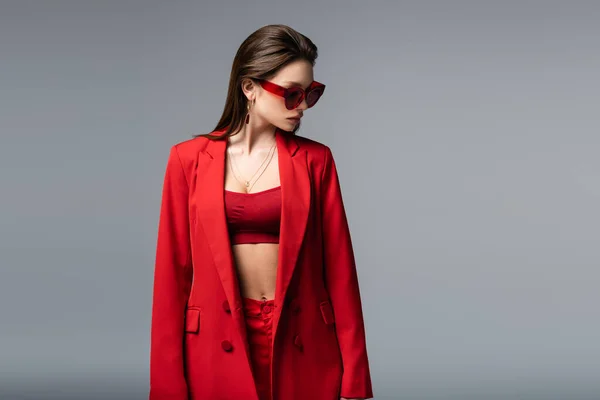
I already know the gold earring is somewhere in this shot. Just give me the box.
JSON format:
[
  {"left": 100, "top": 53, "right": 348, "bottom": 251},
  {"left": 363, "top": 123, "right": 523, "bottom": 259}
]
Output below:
[{"left": 245, "top": 98, "right": 255, "bottom": 124}]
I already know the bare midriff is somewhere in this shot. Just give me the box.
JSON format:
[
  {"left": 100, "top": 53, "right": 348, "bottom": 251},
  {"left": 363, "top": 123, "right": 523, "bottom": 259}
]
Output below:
[{"left": 232, "top": 243, "right": 279, "bottom": 301}]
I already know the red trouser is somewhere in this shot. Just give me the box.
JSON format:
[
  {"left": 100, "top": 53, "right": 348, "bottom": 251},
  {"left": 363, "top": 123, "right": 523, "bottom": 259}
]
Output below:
[{"left": 242, "top": 297, "right": 276, "bottom": 400}]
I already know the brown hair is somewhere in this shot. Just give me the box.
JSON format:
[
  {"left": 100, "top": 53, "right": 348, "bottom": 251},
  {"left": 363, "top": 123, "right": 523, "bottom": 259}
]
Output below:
[{"left": 193, "top": 24, "right": 319, "bottom": 140}]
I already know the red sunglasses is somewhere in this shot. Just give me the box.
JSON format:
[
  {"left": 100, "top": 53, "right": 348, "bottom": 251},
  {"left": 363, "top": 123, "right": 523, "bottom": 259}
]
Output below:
[{"left": 255, "top": 79, "right": 326, "bottom": 110}]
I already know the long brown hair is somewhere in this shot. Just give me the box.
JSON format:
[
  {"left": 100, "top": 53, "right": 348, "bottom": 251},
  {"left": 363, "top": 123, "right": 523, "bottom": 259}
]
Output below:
[{"left": 193, "top": 24, "right": 319, "bottom": 140}]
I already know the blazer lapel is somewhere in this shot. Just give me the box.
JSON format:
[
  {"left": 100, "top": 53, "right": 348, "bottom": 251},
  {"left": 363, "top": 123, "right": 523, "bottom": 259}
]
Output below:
[
  {"left": 194, "top": 133, "right": 250, "bottom": 362},
  {"left": 272, "top": 129, "right": 311, "bottom": 340},
  {"left": 194, "top": 128, "right": 311, "bottom": 354}
]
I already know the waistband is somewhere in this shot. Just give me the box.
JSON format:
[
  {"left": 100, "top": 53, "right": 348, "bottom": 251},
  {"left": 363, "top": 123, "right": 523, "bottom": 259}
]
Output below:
[{"left": 242, "top": 297, "right": 276, "bottom": 314}]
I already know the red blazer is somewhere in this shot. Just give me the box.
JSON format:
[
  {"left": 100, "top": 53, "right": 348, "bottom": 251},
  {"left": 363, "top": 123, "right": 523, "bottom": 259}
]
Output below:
[{"left": 149, "top": 128, "right": 374, "bottom": 400}]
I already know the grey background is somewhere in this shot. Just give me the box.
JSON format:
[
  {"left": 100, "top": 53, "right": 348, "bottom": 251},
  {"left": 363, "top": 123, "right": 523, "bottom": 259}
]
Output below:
[{"left": 1, "top": 1, "right": 599, "bottom": 399}]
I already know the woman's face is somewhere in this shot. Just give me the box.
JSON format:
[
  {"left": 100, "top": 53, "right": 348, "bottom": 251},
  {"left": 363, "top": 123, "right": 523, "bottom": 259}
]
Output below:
[{"left": 247, "top": 59, "right": 315, "bottom": 132}]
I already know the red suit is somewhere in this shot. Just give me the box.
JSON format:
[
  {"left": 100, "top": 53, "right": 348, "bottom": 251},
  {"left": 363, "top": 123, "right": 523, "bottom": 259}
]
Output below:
[{"left": 149, "top": 128, "right": 374, "bottom": 400}]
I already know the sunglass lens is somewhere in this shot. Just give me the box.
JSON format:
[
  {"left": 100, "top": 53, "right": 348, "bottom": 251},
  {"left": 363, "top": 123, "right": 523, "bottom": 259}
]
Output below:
[
  {"left": 306, "top": 87, "right": 324, "bottom": 108},
  {"left": 285, "top": 89, "right": 303, "bottom": 110}
]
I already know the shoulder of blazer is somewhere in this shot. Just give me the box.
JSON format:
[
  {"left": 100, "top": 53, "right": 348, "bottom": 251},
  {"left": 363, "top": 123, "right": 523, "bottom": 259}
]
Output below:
[
  {"left": 166, "top": 135, "right": 210, "bottom": 187},
  {"left": 288, "top": 133, "right": 332, "bottom": 176},
  {"left": 172, "top": 134, "right": 211, "bottom": 159}
]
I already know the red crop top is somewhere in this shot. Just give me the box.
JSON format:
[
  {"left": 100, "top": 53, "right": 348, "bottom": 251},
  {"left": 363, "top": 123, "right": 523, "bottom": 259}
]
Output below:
[{"left": 224, "top": 185, "right": 282, "bottom": 245}]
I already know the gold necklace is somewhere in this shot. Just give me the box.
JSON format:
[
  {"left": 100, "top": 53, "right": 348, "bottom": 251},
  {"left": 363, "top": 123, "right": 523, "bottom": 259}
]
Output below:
[
  {"left": 246, "top": 146, "right": 277, "bottom": 193},
  {"left": 227, "top": 139, "right": 276, "bottom": 189}
]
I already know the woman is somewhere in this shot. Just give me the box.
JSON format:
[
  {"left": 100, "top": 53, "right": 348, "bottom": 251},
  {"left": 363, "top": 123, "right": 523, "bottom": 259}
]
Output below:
[{"left": 149, "top": 24, "right": 373, "bottom": 400}]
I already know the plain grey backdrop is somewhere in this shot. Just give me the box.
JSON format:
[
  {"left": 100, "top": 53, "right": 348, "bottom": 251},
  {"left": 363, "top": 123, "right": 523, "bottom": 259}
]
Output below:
[{"left": 1, "top": 1, "right": 599, "bottom": 399}]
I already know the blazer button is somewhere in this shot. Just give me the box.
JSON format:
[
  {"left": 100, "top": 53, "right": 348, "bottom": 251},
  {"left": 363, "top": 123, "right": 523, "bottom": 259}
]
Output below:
[
  {"left": 293, "top": 334, "right": 303, "bottom": 350},
  {"left": 222, "top": 300, "right": 231, "bottom": 313},
  {"left": 221, "top": 340, "right": 233, "bottom": 352}
]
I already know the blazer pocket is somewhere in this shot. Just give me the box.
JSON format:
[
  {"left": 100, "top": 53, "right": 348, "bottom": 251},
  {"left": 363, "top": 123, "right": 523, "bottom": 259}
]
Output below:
[
  {"left": 319, "top": 301, "right": 335, "bottom": 325},
  {"left": 184, "top": 308, "right": 201, "bottom": 333}
]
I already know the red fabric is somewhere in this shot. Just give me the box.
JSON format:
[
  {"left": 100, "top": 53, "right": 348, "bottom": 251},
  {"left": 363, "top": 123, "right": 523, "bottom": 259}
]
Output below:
[
  {"left": 243, "top": 297, "right": 276, "bottom": 400},
  {"left": 224, "top": 186, "right": 281, "bottom": 244},
  {"left": 149, "top": 128, "right": 374, "bottom": 400}
]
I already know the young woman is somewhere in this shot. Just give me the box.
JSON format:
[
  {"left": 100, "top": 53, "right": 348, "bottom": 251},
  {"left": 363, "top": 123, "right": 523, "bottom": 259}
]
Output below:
[{"left": 149, "top": 24, "right": 373, "bottom": 400}]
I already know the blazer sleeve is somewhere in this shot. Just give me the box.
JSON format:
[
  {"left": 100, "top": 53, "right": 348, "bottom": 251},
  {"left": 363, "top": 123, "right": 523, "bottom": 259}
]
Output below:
[
  {"left": 320, "top": 145, "right": 374, "bottom": 399},
  {"left": 149, "top": 144, "right": 193, "bottom": 400}
]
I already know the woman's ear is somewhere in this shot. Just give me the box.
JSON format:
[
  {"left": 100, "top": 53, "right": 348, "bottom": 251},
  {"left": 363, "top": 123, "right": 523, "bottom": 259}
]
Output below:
[{"left": 240, "top": 78, "right": 256, "bottom": 100}]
